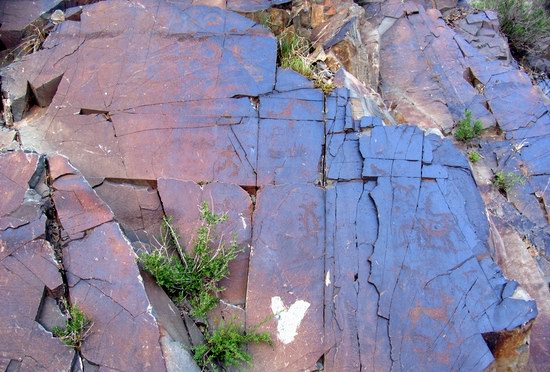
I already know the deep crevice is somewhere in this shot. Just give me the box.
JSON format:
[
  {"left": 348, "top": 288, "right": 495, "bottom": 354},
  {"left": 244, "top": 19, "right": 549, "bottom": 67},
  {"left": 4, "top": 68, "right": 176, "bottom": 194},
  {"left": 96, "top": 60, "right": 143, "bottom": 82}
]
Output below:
[
  {"left": 32, "top": 74, "right": 64, "bottom": 108},
  {"left": 78, "top": 108, "right": 112, "bottom": 122},
  {"left": 43, "top": 157, "right": 71, "bottom": 302},
  {"left": 99, "top": 177, "right": 157, "bottom": 189},
  {"left": 5, "top": 359, "right": 22, "bottom": 372},
  {"left": 314, "top": 354, "right": 325, "bottom": 371}
]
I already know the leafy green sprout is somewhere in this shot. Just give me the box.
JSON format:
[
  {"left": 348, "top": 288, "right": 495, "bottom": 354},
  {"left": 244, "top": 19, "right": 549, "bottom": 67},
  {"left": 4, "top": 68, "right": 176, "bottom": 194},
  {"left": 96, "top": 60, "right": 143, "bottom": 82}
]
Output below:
[
  {"left": 454, "top": 109, "right": 483, "bottom": 142},
  {"left": 193, "top": 319, "right": 272, "bottom": 371},
  {"left": 468, "top": 150, "right": 482, "bottom": 163},
  {"left": 493, "top": 171, "right": 527, "bottom": 192},
  {"left": 52, "top": 304, "right": 92, "bottom": 349},
  {"left": 140, "top": 202, "right": 241, "bottom": 318}
]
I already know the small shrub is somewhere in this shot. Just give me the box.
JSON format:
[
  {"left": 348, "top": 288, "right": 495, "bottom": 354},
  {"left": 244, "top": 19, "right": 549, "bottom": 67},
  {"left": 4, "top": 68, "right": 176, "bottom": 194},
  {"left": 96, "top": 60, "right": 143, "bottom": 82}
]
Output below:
[
  {"left": 472, "top": 0, "right": 550, "bottom": 56},
  {"left": 468, "top": 150, "right": 482, "bottom": 163},
  {"left": 52, "top": 304, "right": 92, "bottom": 349},
  {"left": 494, "top": 171, "right": 526, "bottom": 192},
  {"left": 140, "top": 202, "right": 240, "bottom": 318},
  {"left": 193, "top": 320, "right": 272, "bottom": 371},
  {"left": 455, "top": 109, "right": 483, "bottom": 142}
]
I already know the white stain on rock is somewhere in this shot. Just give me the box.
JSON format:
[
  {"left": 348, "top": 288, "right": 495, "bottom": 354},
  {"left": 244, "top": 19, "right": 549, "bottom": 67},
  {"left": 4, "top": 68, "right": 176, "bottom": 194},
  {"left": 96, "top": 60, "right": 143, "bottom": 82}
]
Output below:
[{"left": 270, "top": 296, "right": 310, "bottom": 345}]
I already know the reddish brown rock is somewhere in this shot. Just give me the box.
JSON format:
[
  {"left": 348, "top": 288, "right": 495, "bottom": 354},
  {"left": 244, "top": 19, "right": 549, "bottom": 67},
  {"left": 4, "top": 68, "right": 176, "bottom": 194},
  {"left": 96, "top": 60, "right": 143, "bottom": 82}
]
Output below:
[
  {"left": 51, "top": 159, "right": 114, "bottom": 239},
  {"left": 6, "top": 0, "right": 276, "bottom": 184},
  {"left": 0, "top": 151, "right": 73, "bottom": 370},
  {"left": 0, "top": 0, "right": 59, "bottom": 49},
  {"left": 48, "top": 156, "right": 171, "bottom": 370},
  {"left": 65, "top": 222, "right": 167, "bottom": 371},
  {"left": 0, "top": 240, "right": 75, "bottom": 370},
  {"left": 0, "top": 151, "right": 45, "bottom": 257},
  {"left": 311, "top": 0, "right": 380, "bottom": 88},
  {"left": 94, "top": 180, "right": 163, "bottom": 243},
  {"left": 0, "top": 1, "right": 544, "bottom": 370},
  {"left": 0, "top": 151, "right": 38, "bottom": 218}
]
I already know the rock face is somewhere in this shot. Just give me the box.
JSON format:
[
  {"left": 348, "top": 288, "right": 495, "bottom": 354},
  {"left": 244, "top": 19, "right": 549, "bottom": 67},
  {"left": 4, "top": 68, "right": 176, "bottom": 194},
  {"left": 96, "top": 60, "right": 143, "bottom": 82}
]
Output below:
[{"left": 0, "top": 0, "right": 543, "bottom": 371}]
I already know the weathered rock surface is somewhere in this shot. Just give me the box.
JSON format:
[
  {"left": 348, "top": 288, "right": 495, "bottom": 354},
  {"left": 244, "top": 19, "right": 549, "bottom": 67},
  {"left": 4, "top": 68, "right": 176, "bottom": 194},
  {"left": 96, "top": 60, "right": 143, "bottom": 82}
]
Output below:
[
  {"left": 247, "top": 184, "right": 326, "bottom": 371},
  {"left": 0, "top": 0, "right": 543, "bottom": 370}
]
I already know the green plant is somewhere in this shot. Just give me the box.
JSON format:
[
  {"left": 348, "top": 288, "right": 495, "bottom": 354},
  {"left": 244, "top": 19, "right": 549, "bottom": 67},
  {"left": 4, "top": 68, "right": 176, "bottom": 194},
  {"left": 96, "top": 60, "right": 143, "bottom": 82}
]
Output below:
[
  {"left": 52, "top": 304, "right": 92, "bottom": 349},
  {"left": 454, "top": 109, "right": 483, "bottom": 142},
  {"left": 276, "top": 30, "right": 335, "bottom": 95},
  {"left": 494, "top": 171, "right": 526, "bottom": 192},
  {"left": 278, "top": 30, "right": 314, "bottom": 78},
  {"left": 472, "top": 0, "right": 550, "bottom": 55},
  {"left": 193, "top": 320, "right": 272, "bottom": 371},
  {"left": 140, "top": 202, "right": 240, "bottom": 318},
  {"left": 468, "top": 150, "right": 481, "bottom": 163},
  {"left": 314, "top": 78, "right": 335, "bottom": 95}
]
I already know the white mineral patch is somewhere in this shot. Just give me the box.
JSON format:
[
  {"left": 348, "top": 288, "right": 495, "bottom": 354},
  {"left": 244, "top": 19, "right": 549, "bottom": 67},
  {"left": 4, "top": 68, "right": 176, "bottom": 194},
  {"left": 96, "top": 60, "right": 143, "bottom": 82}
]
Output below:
[
  {"left": 270, "top": 296, "right": 310, "bottom": 345},
  {"left": 325, "top": 271, "right": 331, "bottom": 287},
  {"left": 240, "top": 214, "right": 247, "bottom": 230}
]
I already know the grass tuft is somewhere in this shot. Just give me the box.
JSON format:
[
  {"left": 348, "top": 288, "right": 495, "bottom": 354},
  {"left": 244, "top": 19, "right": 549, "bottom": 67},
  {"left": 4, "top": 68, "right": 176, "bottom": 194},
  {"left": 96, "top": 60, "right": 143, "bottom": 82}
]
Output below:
[
  {"left": 455, "top": 109, "right": 483, "bottom": 142},
  {"left": 193, "top": 319, "right": 272, "bottom": 371},
  {"left": 468, "top": 150, "right": 482, "bottom": 163},
  {"left": 494, "top": 171, "right": 526, "bottom": 192},
  {"left": 52, "top": 304, "right": 92, "bottom": 349},
  {"left": 278, "top": 30, "right": 314, "bottom": 78},
  {"left": 276, "top": 30, "right": 335, "bottom": 95},
  {"left": 140, "top": 202, "right": 240, "bottom": 318}
]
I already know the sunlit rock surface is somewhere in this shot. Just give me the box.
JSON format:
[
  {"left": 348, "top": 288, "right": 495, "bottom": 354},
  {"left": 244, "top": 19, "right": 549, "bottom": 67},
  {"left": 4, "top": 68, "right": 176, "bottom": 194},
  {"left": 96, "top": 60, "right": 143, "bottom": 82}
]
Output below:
[{"left": 0, "top": 0, "right": 541, "bottom": 370}]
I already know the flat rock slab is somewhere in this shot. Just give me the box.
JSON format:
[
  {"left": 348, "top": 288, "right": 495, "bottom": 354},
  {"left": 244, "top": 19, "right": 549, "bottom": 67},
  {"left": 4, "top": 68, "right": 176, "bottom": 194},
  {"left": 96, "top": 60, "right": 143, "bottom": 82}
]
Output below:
[
  {"left": 0, "top": 239, "right": 75, "bottom": 370},
  {"left": 65, "top": 222, "right": 167, "bottom": 371},
  {"left": 322, "top": 127, "right": 537, "bottom": 370},
  {"left": 93, "top": 180, "right": 163, "bottom": 243},
  {"left": 246, "top": 184, "right": 326, "bottom": 371},
  {"left": 0, "top": 151, "right": 45, "bottom": 258}
]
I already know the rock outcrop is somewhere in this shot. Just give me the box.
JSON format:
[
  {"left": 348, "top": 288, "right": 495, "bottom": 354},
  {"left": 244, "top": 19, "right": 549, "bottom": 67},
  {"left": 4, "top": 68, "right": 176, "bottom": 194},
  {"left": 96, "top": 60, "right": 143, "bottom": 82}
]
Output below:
[{"left": 0, "top": 0, "right": 544, "bottom": 371}]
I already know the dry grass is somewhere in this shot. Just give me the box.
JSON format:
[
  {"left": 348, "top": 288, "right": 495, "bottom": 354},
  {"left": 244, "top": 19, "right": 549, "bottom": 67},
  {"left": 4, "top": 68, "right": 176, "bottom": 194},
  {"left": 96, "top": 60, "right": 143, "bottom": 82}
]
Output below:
[{"left": 277, "top": 30, "right": 335, "bottom": 95}]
